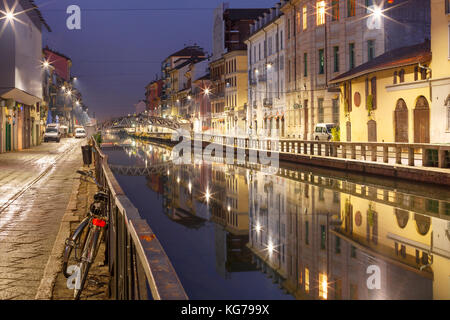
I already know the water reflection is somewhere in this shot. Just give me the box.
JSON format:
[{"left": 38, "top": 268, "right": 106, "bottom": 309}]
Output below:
[{"left": 103, "top": 136, "right": 450, "bottom": 300}]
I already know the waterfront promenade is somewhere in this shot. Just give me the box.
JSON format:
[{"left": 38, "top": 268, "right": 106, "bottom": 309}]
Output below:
[{"left": 0, "top": 138, "right": 84, "bottom": 299}]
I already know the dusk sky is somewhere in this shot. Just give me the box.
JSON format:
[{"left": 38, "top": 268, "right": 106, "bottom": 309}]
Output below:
[{"left": 35, "top": 0, "right": 277, "bottom": 121}]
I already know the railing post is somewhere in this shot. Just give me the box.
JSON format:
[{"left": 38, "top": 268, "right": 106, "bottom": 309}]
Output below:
[
  {"left": 383, "top": 145, "right": 389, "bottom": 163},
  {"left": 408, "top": 147, "right": 415, "bottom": 166},
  {"left": 422, "top": 147, "right": 428, "bottom": 167},
  {"left": 351, "top": 144, "right": 356, "bottom": 159},
  {"left": 371, "top": 145, "right": 377, "bottom": 162},
  {"left": 396, "top": 146, "right": 402, "bottom": 165},
  {"left": 318, "top": 143, "right": 322, "bottom": 156},
  {"left": 310, "top": 142, "right": 314, "bottom": 155},
  {"left": 438, "top": 147, "right": 446, "bottom": 168},
  {"left": 324, "top": 143, "right": 329, "bottom": 157},
  {"left": 361, "top": 144, "right": 366, "bottom": 160},
  {"left": 303, "top": 142, "right": 307, "bottom": 154},
  {"left": 342, "top": 144, "right": 347, "bottom": 159}
]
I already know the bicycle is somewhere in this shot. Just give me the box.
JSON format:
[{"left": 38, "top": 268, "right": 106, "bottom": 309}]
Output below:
[{"left": 62, "top": 169, "right": 109, "bottom": 300}]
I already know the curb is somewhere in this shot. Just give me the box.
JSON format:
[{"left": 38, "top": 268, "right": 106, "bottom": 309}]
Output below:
[{"left": 34, "top": 174, "right": 81, "bottom": 300}]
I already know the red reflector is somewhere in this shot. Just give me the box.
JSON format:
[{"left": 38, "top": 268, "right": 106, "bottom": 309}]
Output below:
[{"left": 92, "top": 218, "right": 106, "bottom": 227}]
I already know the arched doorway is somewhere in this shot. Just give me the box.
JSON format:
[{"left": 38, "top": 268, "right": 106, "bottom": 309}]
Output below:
[
  {"left": 394, "top": 99, "right": 409, "bottom": 142},
  {"left": 414, "top": 96, "right": 430, "bottom": 143}
]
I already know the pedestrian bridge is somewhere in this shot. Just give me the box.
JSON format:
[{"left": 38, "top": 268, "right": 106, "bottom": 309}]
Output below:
[
  {"left": 109, "top": 163, "right": 170, "bottom": 176},
  {"left": 102, "top": 114, "right": 188, "bottom": 131}
]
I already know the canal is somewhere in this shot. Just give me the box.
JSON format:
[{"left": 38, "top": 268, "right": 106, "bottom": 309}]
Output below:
[{"left": 102, "top": 135, "right": 450, "bottom": 300}]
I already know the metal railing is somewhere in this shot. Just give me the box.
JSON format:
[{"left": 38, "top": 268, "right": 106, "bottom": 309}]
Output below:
[
  {"left": 92, "top": 138, "right": 188, "bottom": 300},
  {"left": 195, "top": 134, "right": 450, "bottom": 169}
]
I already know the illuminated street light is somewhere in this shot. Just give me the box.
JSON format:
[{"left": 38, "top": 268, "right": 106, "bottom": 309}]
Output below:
[
  {"left": 62, "top": 86, "right": 66, "bottom": 91},
  {"left": 255, "top": 224, "right": 262, "bottom": 233},
  {"left": 204, "top": 88, "right": 210, "bottom": 95},
  {"left": 6, "top": 12, "right": 14, "bottom": 21}
]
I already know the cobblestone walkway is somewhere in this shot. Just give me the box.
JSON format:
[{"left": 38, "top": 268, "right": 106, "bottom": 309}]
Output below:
[{"left": 0, "top": 138, "right": 85, "bottom": 299}]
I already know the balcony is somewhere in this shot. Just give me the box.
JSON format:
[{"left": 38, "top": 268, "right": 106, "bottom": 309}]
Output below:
[{"left": 263, "top": 98, "right": 273, "bottom": 108}]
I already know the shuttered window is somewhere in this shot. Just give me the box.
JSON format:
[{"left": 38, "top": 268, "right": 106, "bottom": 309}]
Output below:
[{"left": 371, "top": 77, "right": 377, "bottom": 110}]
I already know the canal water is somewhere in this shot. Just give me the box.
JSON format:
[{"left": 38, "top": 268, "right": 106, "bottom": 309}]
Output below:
[{"left": 102, "top": 135, "right": 450, "bottom": 300}]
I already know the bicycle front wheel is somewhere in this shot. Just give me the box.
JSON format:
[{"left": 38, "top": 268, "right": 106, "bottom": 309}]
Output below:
[{"left": 74, "top": 227, "right": 101, "bottom": 300}]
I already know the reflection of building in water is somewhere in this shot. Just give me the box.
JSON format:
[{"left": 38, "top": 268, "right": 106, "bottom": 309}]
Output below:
[
  {"left": 210, "top": 162, "right": 255, "bottom": 278},
  {"left": 247, "top": 165, "right": 450, "bottom": 300}
]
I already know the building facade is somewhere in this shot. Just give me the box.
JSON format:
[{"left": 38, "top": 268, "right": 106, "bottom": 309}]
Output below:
[
  {"left": 330, "top": 41, "right": 432, "bottom": 143},
  {"left": 430, "top": 0, "right": 450, "bottom": 143},
  {"left": 160, "top": 45, "right": 206, "bottom": 117},
  {"left": 0, "top": 0, "right": 50, "bottom": 153},
  {"left": 145, "top": 79, "right": 163, "bottom": 116},
  {"left": 247, "top": 5, "right": 286, "bottom": 139},
  {"left": 281, "top": 0, "right": 431, "bottom": 140},
  {"left": 210, "top": 3, "right": 270, "bottom": 136}
]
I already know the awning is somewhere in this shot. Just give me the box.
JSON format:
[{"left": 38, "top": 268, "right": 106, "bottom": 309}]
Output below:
[{"left": 0, "top": 88, "right": 42, "bottom": 106}]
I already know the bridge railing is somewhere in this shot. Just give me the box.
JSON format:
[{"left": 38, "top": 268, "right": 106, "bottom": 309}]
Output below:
[{"left": 92, "top": 138, "right": 187, "bottom": 300}]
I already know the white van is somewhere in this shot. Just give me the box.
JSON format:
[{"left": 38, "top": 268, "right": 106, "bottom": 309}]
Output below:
[
  {"left": 74, "top": 127, "right": 87, "bottom": 139},
  {"left": 313, "top": 123, "right": 336, "bottom": 141},
  {"left": 44, "top": 124, "right": 62, "bottom": 143}
]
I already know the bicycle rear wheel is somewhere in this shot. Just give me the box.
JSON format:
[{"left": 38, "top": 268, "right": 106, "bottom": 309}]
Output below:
[
  {"left": 74, "top": 227, "right": 101, "bottom": 300},
  {"left": 62, "top": 217, "right": 90, "bottom": 278}
]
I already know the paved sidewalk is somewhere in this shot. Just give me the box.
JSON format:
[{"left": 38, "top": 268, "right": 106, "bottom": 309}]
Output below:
[{"left": 0, "top": 138, "right": 85, "bottom": 299}]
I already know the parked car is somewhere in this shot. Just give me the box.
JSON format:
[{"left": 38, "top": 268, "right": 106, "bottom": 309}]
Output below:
[
  {"left": 313, "top": 123, "right": 336, "bottom": 141},
  {"left": 74, "top": 127, "right": 87, "bottom": 139},
  {"left": 44, "top": 124, "right": 61, "bottom": 143}
]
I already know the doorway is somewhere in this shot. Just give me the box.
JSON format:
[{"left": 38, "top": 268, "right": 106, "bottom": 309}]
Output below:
[
  {"left": 394, "top": 99, "right": 409, "bottom": 142},
  {"left": 413, "top": 96, "right": 430, "bottom": 143}
]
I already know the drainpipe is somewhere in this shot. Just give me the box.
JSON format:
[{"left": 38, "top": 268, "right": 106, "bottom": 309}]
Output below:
[{"left": 418, "top": 62, "right": 432, "bottom": 101}]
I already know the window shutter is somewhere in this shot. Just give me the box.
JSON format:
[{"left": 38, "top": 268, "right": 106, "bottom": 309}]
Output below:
[{"left": 371, "top": 77, "right": 377, "bottom": 110}]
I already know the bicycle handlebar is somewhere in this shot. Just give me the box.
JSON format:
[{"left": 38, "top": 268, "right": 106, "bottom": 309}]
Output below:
[{"left": 77, "top": 170, "right": 103, "bottom": 189}]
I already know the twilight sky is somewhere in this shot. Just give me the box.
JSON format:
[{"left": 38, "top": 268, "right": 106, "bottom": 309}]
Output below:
[{"left": 34, "top": 0, "right": 277, "bottom": 121}]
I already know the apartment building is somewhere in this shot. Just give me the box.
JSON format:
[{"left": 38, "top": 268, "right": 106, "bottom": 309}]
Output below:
[
  {"left": 246, "top": 4, "right": 286, "bottom": 139},
  {"left": 281, "top": 0, "right": 430, "bottom": 139}
]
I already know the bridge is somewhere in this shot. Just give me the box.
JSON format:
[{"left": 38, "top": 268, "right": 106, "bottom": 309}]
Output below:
[
  {"left": 109, "top": 163, "right": 170, "bottom": 176},
  {"left": 102, "top": 113, "right": 189, "bottom": 131}
]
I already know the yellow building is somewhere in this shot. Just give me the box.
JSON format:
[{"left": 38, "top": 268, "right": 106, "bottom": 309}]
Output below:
[
  {"left": 223, "top": 50, "right": 249, "bottom": 136},
  {"left": 210, "top": 58, "right": 226, "bottom": 134},
  {"left": 430, "top": 0, "right": 450, "bottom": 143},
  {"left": 330, "top": 42, "right": 432, "bottom": 143}
]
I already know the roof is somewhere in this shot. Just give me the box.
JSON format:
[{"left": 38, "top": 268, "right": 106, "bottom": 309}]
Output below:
[
  {"left": 224, "top": 8, "right": 270, "bottom": 21},
  {"left": 330, "top": 41, "right": 431, "bottom": 84},
  {"left": 174, "top": 57, "right": 205, "bottom": 70},
  {"left": 44, "top": 47, "right": 72, "bottom": 62},
  {"left": 167, "top": 46, "right": 206, "bottom": 59},
  {"left": 21, "top": 0, "right": 51, "bottom": 32}
]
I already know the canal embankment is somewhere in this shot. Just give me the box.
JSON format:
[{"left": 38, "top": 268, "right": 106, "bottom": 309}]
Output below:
[{"left": 128, "top": 132, "right": 450, "bottom": 187}]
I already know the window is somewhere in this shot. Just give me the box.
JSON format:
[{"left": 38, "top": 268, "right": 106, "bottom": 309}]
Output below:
[
  {"left": 333, "top": 46, "right": 339, "bottom": 72},
  {"left": 365, "top": 0, "right": 374, "bottom": 12},
  {"left": 334, "top": 279, "right": 342, "bottom": 300},
  {"left": 297, "top": 11, "right": 301, "bottom": 34},
  {"left": 335, "top": 235, "right": 341, "bottom": 254},
  {"left": 421, "top": 65, "right": 428, "bottom": 80},
  {"left": 288, "top": 60, "right": 291, "bottom": 82},
  {"left": 259, "top": 43, "right": 261, "bottom": 60},
  {"left": 317, "top": 1, "right": 326, "bottom": 25},
  {"left": 348, "top": 0, "right": 356, "bottom": 17},
  {"left": 368, "top": 40, "right": 375, "bottom": 61},
  {"left": 349, "top": 43, "right": 355, "bottom": 69},
  {"left": 399, "top": 69, "right": 405, "bottom": 83},
  {"left": 319, "top": 273, "right": 328, "bottom": 299},
  {"left": 305, "top": 268, "right": 310, "bottom": 293},
  {"left": 446, "top": 0, "right": 450, "bottom": 14},
  {"left": 320, "top": 225, "right": 326, "bottom": 249},
  {"left": 303, "top": 6, "right": 307, "bottom": 30},
  {"left": 393, "top": 71, "right": 398, "bottom": 84},
  {"left": 318, "top": 49, "right": 324, "bottom": 74},
  {"left": 304, "top": 53, "right": 308, "bottom": 77},
  {"left": 264, "top": 40, "right": 267, "bottom": 58},
  {"left": 280, "top": 30, "right": 284, "bottom": 50},
  {"left": 288, "top": 18, "right": 291, "bottom": 39},
  {"left": 268, "top": 37, "right": 272, "bottom": 56},
  {"left": 414, "top": 66, "right": 419, "bottom": 81},
  {"left": 332, "top": 0, "right": 340, "bottom": 21},
  {"left": 351, "top": 245, "right": 357, "bottom": 258},
  {"left": 305, "top": 221, "right": 309, "bottom": 245},
  {"left": 318, "top": 98, "right": 324, "bottom": 122}
]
